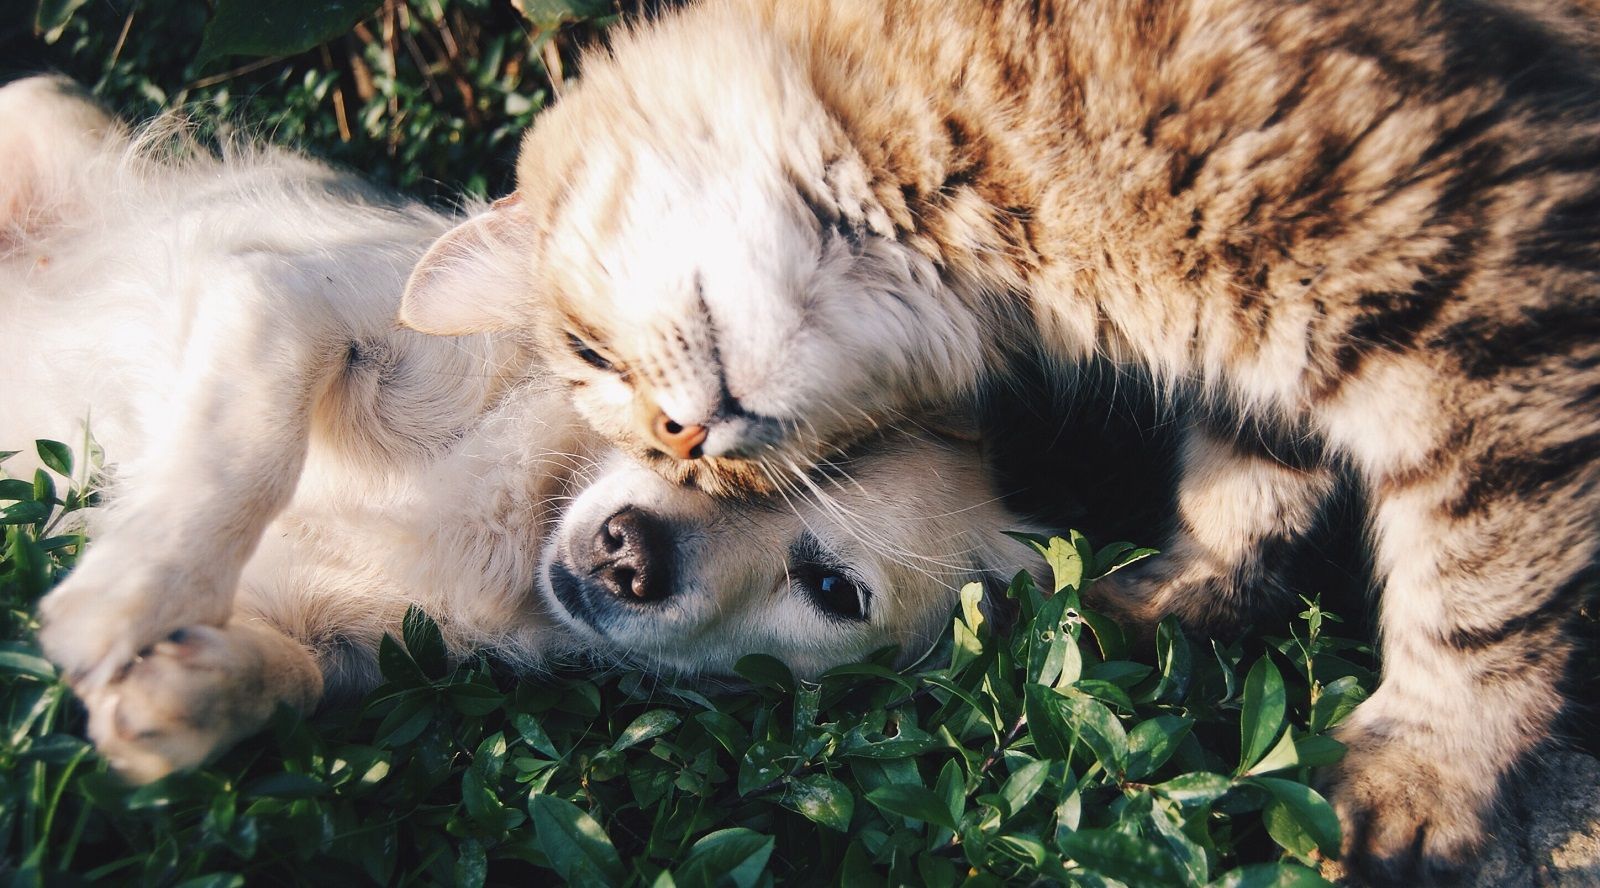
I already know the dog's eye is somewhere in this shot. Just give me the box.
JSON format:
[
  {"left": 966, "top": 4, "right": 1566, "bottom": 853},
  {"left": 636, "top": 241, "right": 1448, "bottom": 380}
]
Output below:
[
  {"left": 566, "top": 333, "right": 615, "bottom": 372},
  {"left": 795, "top": 563, "right": 869, "bottom": 622}
]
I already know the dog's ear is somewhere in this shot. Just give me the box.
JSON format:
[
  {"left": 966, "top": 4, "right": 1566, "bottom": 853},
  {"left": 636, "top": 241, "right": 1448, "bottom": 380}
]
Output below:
[{"left": 400, "top": 194, "right": 537, "bottom": 335}]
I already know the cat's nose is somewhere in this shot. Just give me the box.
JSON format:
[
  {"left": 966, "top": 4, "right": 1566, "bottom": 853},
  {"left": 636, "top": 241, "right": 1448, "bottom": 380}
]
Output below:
[
  {"left": 590, "top": 507, "right": 673, "bottom": 602},
  {"left": 651, "top": 410, "right": 708, "bottom": 460}
]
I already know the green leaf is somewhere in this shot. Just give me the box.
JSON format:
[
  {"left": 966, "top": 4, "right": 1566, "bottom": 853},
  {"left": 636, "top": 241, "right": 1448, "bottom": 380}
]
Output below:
[
  {"left": 34, "top": 0, "right": 90, "bottom": 42},
  {"left": 997, "top": 757, "right": 1050, "bottom": 821},
  {"left": 1058, "top": 827, "right": 1190, "bottom": 888},
  {"left": 1292, "top": 734, "right": 1346, "bottom": 768},
  {"left": 1243, "top": 728, "right": 1300, "bottom": 777},
  {"left": 376, "top": 633, "right": 427, "bottom": 686},
  {"left": 32, "top": 469, "right": 55, "bottom": 506},
  {"left": 1080, "top": 609, "right": 1129, "bottom": 661},
  {"left": 1245, "top": 777, "right": 1342, "bottom": 860},
  {"left": 1309, "top": 675, "right": 1368, "bottom": 733},
  {"left": 1153, "top": 772, "right": 1233, "bottom": 809},
  {"left": 1058, "top": 687, "right": 1129, "bottom": 773},
  {"left": 693, "top": 710, "right": 749, "bottom": 759},
  {"left": 0, "top": 479, "right": 35, "bottom": 502},
  {"left": 1151, "top": 617, "right": 1193, "bottom": 704},
  {"left": 463, "top": 734, "right": 521, "bottom": 831},
  {"left": 1093, "top": 543, "right": 1160, "bottom": 578},
  {"left": 518, "top": 0, "right": 612, "bottom": 30},
  {"left": 241, "top": 773, "right": 328, "bottom": 799},
  {"left": 0, "top": 645, "right": 56, "bottom": 680},
  {"left": 930, "top": 758, "right": 965, "bottom": 847},
  {"left": 612, "top": 709, "right": 681, "bottom": 752},
  {"left": 529, "top": 794, "right": 626, "bottom": 888},
  {"left": 401, "top": 605, "right": 448, "bottom": 678},
  {"left": 35, "top": 440, "right": 71, "bottom": 477},
  {"left": 733, "top": 654, "right": 794, "bottom": 693},
  {"left": 198, "top": 0, "right": 386, "bottom": 64},
  {"left": 448, "top": 681, "right": 506, "bottom": 716},
  {"left": 737, "top": 740, "right": 793, "bottom": 796},
  {"left": 1024, "top": 683, "right": 1074, "bottom": 760},
  {"left": 455, "top": 838, "right": 488, "bottom": 888},
  {"left": 675, "top": 828, "right": 775, "bottom": 888},
  {"left": 174, "top": 876, "right": 245, "bottom": 888},
  {"left": 1, "top": 501, "right": 51, "bottom": 525},
  {"left": 1021, "top": 534, "right": 1084, "bottom": 594},
  {"left": 864, "top": 785, "right": 958, "bottom": 830},
  {"left": 1125, "top": 716, "right": 1193, "bottom": 782},
  {"left": 840, "top": 724, "right": 938, "bottom": 760},
  {"left": 372, "top": 693, "right": 434, "bottom": 746},
  {"left": 514, "top": 713, "right": 562, "bottom": 760},
  {"left": 1027, "top": 588, "right": 1078, "bottom": 688},
  {"left": 786, "top": 774, "right": 854, "bottom": 832},
  {"left": 1206, "top": 861, "right": 1333, "bottom": 887},
  {"left": 1149, "top": 794, "right": 1211, "bottom": 885},
  {"left": 1238, "top": 657, "right": 1286, "bottom": 775},
  {"left": 820, "top": 661, "right": 917, "bottom": 691}
]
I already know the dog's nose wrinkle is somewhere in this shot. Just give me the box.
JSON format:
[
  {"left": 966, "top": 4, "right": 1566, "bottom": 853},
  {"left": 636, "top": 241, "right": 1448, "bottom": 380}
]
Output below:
[
  {"left": 591, "top": 508, "right": 672, "bottom": 602},
  {"left": 651, "top": 410, "right": 708, "bottom": 460}
]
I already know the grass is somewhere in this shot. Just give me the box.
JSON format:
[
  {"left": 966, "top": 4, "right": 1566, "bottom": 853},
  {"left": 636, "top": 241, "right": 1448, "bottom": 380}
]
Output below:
[{"left": 1, "top": 440, "right": 1374, "bottom": 886}]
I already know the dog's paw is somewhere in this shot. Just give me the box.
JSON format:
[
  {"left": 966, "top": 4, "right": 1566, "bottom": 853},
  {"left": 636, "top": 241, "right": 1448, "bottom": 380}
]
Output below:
[
  {"left": 79, "top": 624, "right": 319, "bottom": 784},
  {"left": 1324, "top": 721, "right": 1493, "bottom": 885},
  {"left": 37, "top": 549, "right": 232, "bottom": 690}
]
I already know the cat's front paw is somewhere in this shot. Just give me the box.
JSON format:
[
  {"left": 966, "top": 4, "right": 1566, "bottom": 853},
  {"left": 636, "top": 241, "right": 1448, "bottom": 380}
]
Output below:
[
  {"left": 1324, "top": 721, "right": 1494, "bottom": 885},
  {"left": 37, "top": 547, "right": 233, "bottom": 690},
  {"left": 80, "top": 624, "right": 316, "bottom": 784}
]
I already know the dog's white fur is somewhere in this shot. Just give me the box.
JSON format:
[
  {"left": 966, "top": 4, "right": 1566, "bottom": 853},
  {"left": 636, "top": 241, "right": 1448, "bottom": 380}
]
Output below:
[{"left": 1, "top": 77, "right": 1042, "bottom": 782}]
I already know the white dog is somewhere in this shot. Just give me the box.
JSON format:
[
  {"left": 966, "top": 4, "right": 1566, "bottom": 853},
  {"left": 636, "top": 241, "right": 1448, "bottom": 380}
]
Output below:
[{"left": 0, "top": 77, "right": 1044, "bottom": 782}]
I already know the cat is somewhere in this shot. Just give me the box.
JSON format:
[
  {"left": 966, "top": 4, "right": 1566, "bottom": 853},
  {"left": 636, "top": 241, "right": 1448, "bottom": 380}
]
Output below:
[
  {"left": 3, "top": 76, "right": 1044, "bottom": 782},
  {"left": 397, "top": 0, "right": 1600, "bottom": 880}
]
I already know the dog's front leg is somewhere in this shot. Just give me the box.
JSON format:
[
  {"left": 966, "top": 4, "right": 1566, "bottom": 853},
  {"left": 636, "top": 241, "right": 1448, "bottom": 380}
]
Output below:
[
  {"left": 79, "top": 619, "right": 323, "bottom": 783},
  {"left": 38, "top": 265, "right": 348, "bottom": 690}
]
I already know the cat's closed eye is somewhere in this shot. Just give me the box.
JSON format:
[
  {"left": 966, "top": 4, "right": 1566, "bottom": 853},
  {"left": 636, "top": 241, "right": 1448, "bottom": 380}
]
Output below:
[{"left": 566, "top": 332, "right": 616, "bottom": 372}]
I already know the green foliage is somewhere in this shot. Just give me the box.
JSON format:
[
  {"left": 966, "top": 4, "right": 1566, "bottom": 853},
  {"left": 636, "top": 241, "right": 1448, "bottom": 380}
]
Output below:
[
  {"left": 6, "top": 0, "right": 622, "bottom": 201},
  {"left": 0, "top": 441, "right": 1384, "bottom": 886}
]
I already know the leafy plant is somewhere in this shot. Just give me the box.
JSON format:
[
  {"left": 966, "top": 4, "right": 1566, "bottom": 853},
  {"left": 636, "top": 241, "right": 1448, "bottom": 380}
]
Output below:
[
  {"left": 7, "top": 0, "right": 627, "bottom": 201},
  {"left": 1, "top": 439, "right": 1380, "bottom": 886}
]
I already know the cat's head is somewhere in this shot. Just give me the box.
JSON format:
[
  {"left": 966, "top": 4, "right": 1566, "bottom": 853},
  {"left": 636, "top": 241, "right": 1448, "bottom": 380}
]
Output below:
[
  {"left": 536, "top": 430, "right": 1041, "bottom": 678},
  {"left": 400, "top": 14, "right": 987, "bottom": 496}
]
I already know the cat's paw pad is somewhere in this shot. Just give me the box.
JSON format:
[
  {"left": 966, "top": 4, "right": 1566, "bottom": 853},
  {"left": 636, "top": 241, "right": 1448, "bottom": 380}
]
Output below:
[
  {"left": 1325, "top": 727, "right": 1491, "bottom": 884},
  {"left": 80, "top": 626, "right": 269, "bottom": 784}
]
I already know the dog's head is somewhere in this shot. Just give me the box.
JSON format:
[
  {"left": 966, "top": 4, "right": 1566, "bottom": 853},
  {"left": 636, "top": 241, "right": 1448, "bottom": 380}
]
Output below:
[{"left": 537, "top": 430, "right": 1044, "bottom": 678}]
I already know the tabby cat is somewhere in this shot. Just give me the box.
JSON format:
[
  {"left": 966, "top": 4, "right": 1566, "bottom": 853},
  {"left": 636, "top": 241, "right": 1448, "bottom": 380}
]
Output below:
[{"left": 400, "top": 0, "right": 1600, "bottom": 879}]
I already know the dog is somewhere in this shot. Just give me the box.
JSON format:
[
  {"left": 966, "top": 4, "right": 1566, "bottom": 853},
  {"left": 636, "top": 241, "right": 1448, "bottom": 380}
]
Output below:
[{"left": 1, "top": 77, "right": 1046, "bottom": 782}]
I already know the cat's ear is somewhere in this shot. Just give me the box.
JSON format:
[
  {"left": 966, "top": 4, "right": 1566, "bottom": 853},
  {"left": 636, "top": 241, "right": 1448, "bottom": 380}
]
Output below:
[{"left": 400, "top": 193, "right": 537, "bottom": 335}]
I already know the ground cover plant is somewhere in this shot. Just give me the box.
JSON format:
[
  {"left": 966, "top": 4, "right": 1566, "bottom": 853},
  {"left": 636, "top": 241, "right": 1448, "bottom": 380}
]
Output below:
[{"left": 0, "top": 439, "right": 1374, "bottom": 885}]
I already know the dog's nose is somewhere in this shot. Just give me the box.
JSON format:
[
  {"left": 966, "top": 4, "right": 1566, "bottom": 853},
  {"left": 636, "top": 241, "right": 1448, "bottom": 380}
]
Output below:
[
  {"left": 650, "top": 410, "right": 708, "bottom": 460},
  {"left": 590, "top": 507, "right": 673, "bottom": 602}
]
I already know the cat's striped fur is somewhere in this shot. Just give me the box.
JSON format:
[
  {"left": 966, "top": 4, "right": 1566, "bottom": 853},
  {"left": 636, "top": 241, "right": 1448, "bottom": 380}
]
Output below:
[{"left": 400, "top": 0, "right": 1600, "bottom": 879}]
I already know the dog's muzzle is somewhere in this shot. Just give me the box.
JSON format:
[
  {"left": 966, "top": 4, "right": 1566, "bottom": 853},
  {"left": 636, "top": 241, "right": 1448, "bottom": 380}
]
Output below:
[{"left": 548, "top": 507, "right": 676, "bottom": 633}]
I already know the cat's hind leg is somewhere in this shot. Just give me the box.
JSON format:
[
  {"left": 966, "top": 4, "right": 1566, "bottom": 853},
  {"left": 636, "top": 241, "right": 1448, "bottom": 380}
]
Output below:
[
  {"left": 1326, "top": 432, "right": 1595, "bottom": 882},
  {"left": 1088, "top": 418, "right": 1338, "bottom": 634}
]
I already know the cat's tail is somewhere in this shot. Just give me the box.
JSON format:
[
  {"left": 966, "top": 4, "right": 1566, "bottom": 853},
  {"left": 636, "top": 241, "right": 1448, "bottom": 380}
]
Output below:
[{"left": 0, "top": 75, "right": 126, "bottom": 250}]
